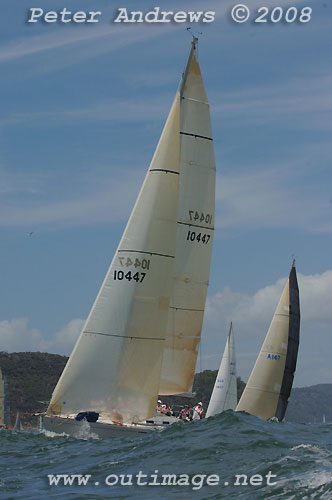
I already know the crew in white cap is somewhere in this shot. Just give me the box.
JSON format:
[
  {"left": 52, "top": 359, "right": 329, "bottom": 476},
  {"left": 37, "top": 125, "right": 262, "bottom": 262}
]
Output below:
[
  {"left": 156, "top": 400, "right": 168, "bottom": 414},
  {"left": 192, "top": 402, "right": 204, "bottom": 420}
]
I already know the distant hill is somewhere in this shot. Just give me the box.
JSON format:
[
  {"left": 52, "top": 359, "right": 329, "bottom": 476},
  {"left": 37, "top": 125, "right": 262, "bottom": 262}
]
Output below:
[
  {"left": 0, "top": 352, "right": 67, "bottom": 428},
  {"left": 286, "top": 384, "right": 332, "bottom": 423},
  {"left": 0, "top": 352, "right": 329, "bottom": 427}
]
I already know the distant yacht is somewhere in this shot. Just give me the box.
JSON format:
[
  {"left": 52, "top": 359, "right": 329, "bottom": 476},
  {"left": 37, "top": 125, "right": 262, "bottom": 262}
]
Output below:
[
  {"left": 13, "top": 411, "right": 23, "bottom": 432},
  {"left": 206, "top": 322, "right": 237, "bottom": 418},
  {"left": 236, "top": 261, "right": 300, "bottom": 421}
]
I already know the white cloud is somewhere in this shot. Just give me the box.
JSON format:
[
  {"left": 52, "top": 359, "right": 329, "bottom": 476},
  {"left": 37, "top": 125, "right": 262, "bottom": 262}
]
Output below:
[
  {"left": 44, "top": 319, "right": 85, "bottom": 354},
  {"left": 0, "top": 317, "right": 83, "bottom": 355},
  {"left": 1, "top": 270, "right": 331, "bottom": 387},
  {"left": 0, "top": 318, "right": 43, "bottom": 352},
  {"left": 202, "top": 270, "right": 332, "bottom": 386}
]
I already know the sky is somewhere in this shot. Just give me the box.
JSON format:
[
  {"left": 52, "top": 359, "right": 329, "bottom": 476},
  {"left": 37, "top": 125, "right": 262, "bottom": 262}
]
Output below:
[{"left": 0, "top": 0, "right": 331, "bottom": 388}]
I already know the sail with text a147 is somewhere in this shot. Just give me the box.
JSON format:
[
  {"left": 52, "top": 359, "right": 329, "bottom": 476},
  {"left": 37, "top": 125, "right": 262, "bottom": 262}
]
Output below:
[
  {"left": 236, "top": 261, "right": 300, "bottom": 421},
  {"left": 158, "top": 39, "right": 216, "bottom": 396},
  {"left": 206, "top": 322, "right": 237, "bottom": 418},
  {"left": 47, "top": 84, "right": 182, "bottom": 426}
]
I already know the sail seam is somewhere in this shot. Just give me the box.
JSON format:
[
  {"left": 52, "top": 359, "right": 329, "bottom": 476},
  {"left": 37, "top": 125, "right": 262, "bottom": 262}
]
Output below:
[
  {"left": 118, "top": 250, "right": 174, "bottom": 258},
  {"left": 180, "top": 132, "right": 213, "bottom": 141},
  {"left": 245, "top": 387, "right": 283, "bottom": 396},
  {"left": 170, "top": 306, "right": 204, "bottom": 312},
  {"left": 149, "top": 169, "right": 179, "bottom": 175},
  {"left": 183, "top": 97, "right": 209, "bottom": 105},
  {"left": 84, "top": 331, "right": 165, "bottom": 341},
  {"left": 177, "top": 221, "right": 215, "bottom": 230}
]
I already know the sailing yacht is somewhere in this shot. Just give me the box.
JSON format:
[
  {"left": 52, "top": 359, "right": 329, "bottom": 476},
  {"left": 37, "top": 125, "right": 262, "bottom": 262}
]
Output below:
[
  {"left": 13, "top": 411, "right": 23, "bottom": 432},
  {"left": 206, "top": 322, "right": 237, "bottom": 418},
  {"left": 236, "top": 261, "right": 300, "bottom": 421},
  {"left": 41, "top": 38, "right": 216, "bottom": 438}
]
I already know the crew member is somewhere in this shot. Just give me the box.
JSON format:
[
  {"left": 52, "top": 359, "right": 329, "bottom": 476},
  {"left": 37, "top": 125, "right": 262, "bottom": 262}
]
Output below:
[
  {"left": 192, "top": 402, "right": 204, "bottom": 420},
  {"left": 178, "top": 404, "right": 192, "bottom": 422},
  {"left": 156, "top": 400, "right": 168, "bottom": 414}
]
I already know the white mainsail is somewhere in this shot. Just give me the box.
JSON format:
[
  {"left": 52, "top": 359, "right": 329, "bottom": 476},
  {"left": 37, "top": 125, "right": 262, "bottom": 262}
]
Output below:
[
  {"left": 159, "top": 39, "right": 216, "bottom": 395},
  {"left": 0, "top": 367, "right": 4, "bottom": 426},
  {"left": 236, "top": 261, "right": 300, "bottom": 421},
  {"left": 206, "top": 322, "right": 237, "bottom": 418}
]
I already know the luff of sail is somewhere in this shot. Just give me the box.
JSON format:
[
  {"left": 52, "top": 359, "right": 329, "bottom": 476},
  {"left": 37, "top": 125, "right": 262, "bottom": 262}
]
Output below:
[
  {"left": 206, "top": 322, "right": 237, "bottom": 418},
  {"left": 0, "top": 367, "right": 4, "bottom": 426},
  {"left": 47, "top": 91, "right": 182, "bottom": 424},
  {"left": 159, "top": 38, "right": 216, "bottom": 395},
  {"left": 236, "top": 261, "right": 300, "bottom": 421}
]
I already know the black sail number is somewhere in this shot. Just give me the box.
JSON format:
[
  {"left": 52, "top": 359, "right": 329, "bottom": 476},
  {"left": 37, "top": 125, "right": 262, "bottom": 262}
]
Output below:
[
  {"left": 186, "top": 230, "right": 210, "bottom": 244},
  {"left": 189, "top": 210, "right": 213, "bottom": 225},
  {"left": 114, "top": 270, "right": 146, "bottom": 282}
]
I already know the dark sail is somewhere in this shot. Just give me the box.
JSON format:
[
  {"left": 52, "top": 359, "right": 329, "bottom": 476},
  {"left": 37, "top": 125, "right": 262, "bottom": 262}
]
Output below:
[{"left": 275, "top": 262, "right": 300, "bottom": 421}]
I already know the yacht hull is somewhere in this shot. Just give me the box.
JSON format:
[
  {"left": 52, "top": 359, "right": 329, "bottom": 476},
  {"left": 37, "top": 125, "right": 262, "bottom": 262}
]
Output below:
[{"left": 40, "top": 415, "right": 163, "bottom": 439}]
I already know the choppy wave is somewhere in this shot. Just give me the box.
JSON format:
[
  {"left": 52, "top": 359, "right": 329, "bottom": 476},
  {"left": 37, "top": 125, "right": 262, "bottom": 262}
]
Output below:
[{"left": 1, "top": 412, "right": 332, "bottom": 499}]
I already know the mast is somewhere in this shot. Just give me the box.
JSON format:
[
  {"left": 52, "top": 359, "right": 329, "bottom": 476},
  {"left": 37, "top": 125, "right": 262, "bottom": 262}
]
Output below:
[
  {"left": 159, "top": 37, "right": 216, "bottom": 395},
  {"left": 236, "top": 262, "right": 300, "bottom": 421}
]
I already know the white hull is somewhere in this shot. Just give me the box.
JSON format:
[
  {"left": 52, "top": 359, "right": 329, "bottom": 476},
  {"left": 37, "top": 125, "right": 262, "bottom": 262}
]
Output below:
[{"left": 40, "top": 415, "right": 175, "bottom": 439}]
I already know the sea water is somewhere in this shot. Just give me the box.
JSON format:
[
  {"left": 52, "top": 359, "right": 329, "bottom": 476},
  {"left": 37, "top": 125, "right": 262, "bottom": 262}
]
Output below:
[{"left": 1, "top": 411, "right": 332, "bottom": 499}]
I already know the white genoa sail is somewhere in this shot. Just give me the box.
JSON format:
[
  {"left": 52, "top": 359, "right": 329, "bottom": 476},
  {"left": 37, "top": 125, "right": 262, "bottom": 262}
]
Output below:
[
  {"left": 206, "top": 322, "right": 237, "bottom": 418},
  {"left": 0, "top": 367, "right": 4, "bottom": 426},
  {"left": 236, "top": 261, "right": 300, "bottom": 421},
  {"left": 159, "top": 39, "right": 216, "bottom": 395},
  {"left": 47, "top": 93, "right": 182, "bottom": 425}
]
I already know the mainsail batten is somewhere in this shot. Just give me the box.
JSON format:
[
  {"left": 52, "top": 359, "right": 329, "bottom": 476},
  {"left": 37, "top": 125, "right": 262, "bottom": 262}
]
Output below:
[
  {"left": 206, "top": 323, "right": 237, "bottom": 418},
  {"left": 159, "top": 39, "right": 216, "bottom": 395},
  {"left": 236, "top": 262, "right": 300, "bottom": 421},
  {"left": 48, "top": 95, "right": 181, "bottom": 424}
]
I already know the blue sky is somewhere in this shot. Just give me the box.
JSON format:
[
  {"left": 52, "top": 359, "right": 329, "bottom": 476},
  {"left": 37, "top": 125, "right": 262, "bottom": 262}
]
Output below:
[{"left": 0, "top": 0, "right": 331, "bottom": 387}]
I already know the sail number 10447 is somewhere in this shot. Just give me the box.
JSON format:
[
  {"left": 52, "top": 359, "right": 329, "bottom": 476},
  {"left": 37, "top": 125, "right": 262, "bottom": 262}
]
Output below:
[
  {"left": 186, "top": 230, "right": 210, "bottom": 244},
  {"left": 114, "top": 270, "right": 146, "bottom": 282}
]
